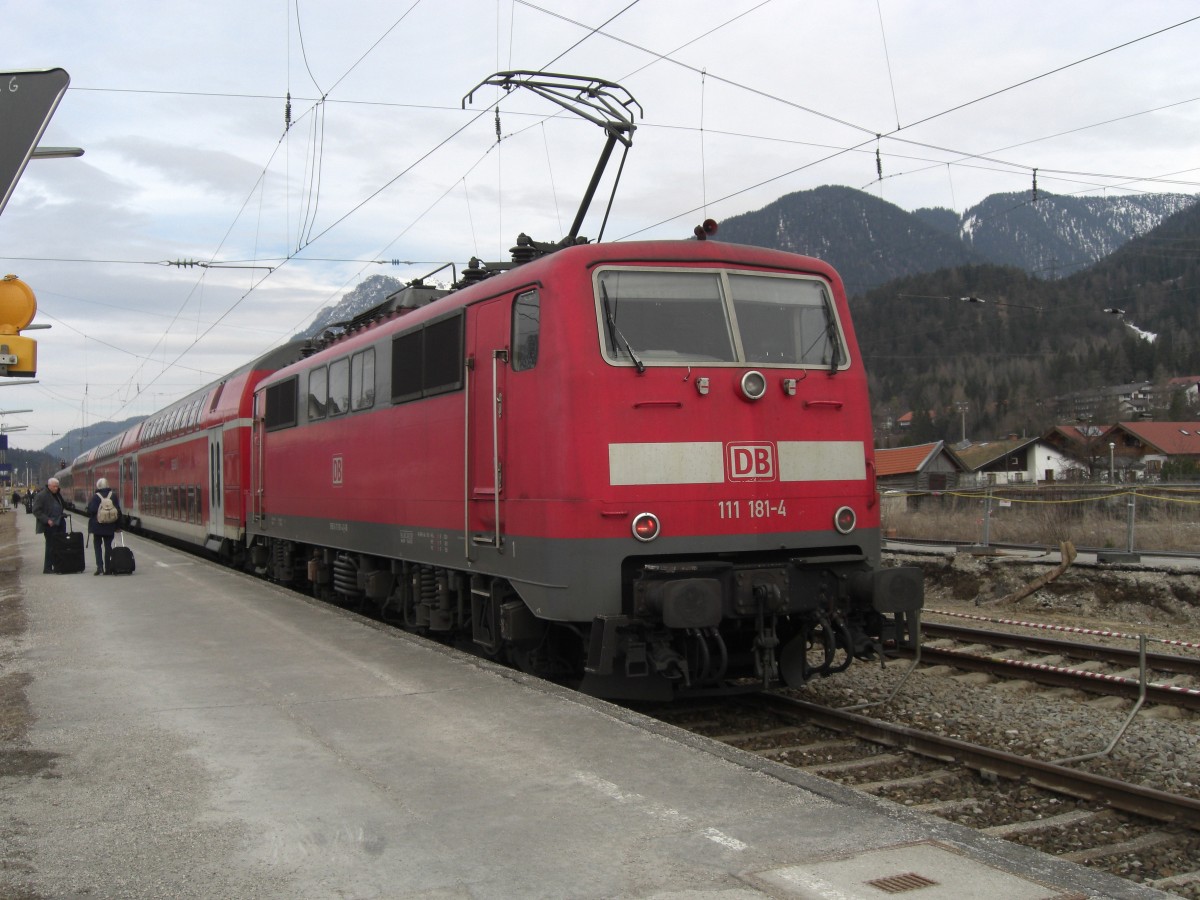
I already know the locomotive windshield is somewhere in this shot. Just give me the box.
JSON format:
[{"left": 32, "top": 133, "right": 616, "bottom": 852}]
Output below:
[{"left": 595, "top": 268, "right": 844, "bottom": 368}]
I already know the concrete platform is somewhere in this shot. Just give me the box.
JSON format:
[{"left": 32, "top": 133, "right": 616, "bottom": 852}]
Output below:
[{"left": 2, "top": 513, "right": 1171, "bottom": 898}]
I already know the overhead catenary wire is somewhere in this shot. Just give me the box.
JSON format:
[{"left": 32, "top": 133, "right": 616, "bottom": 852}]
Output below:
[
  {"left": 36, "top": 5, "right": 1200, "bottom": 430},
  {"left": 875, "top": 0, "right": 902, "bottom": 132}
]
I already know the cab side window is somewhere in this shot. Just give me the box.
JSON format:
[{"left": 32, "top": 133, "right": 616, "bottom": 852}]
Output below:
[{"left": 511, "top": 290, "right": 540, "bottom": 372}]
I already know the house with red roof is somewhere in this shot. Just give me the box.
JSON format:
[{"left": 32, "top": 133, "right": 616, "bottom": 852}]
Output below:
[
  {"left": 1105, "top": 421, "right": 1200, "bottom": 477},
  {"left": 874, "top": 441, "right": 965, "bottom": 493}
]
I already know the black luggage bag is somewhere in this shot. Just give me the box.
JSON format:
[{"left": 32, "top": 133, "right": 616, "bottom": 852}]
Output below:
[
  {"left": 50, "top": 517, "right": 86, "bottom": 574},
  {"left": 108, "top": 533, "right": 135, "bottom": 575}
]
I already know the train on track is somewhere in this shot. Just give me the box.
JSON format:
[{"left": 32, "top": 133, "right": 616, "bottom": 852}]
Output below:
[{"left": 56, "top": 72, "right": 923, "bottom": 700}]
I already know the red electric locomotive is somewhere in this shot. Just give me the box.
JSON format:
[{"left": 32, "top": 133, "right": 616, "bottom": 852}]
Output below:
[{"left": 245, "top": 236, "right": 922, "bottom": 699}]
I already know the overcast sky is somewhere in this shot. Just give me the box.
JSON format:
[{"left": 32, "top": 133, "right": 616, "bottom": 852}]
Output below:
[{"left": 2, "top": 0, "right": 1198, "bottom": 454}]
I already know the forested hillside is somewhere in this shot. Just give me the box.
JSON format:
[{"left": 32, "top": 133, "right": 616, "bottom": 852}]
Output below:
[{"left": 855, "top": 200, "right": 1200, "bottom": 441}]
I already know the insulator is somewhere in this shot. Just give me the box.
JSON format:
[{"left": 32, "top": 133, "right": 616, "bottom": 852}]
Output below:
[
  {"left": 458, "top": 258, "right": 489, "bottom": 286},
  {"left": 509, "top": 233, "right": 538, "bottom": 265}
]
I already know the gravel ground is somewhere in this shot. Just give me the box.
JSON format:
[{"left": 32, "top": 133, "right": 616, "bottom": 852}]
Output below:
[
  {"left": 791, "top": 549, "right": 1200, "bottom": 896},
  {"left": 806, "top": 547, "right": 1200, "bottom": 792}
]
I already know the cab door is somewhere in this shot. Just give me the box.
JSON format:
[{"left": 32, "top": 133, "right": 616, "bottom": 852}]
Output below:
[{"left": 468, "top": 299, "right": 510, "bottom": 549}]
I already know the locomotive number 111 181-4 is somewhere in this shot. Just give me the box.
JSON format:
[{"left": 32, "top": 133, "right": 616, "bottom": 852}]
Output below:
[{"left": 717, "top": 499, "right": 788, "bottom": 519}]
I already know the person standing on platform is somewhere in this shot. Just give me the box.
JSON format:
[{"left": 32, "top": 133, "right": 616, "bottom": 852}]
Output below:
[
  {"left": 32, "top": 478, "right": 66, "bottom": 574},
  {"left": 86, "top": 478, "right": 122, "bottom": 576}
]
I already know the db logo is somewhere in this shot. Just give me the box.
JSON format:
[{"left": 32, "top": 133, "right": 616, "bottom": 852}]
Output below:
[
  {"left": 331, "top": 455, "right": 344, "bottom": 486},
  {"left": 726, "top": 442, "right": 776, "bottom": 481}
]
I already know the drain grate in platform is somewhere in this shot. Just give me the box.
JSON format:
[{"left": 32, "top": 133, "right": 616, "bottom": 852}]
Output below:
[{"left": 866, "top": 872, "right": 939, "bottom": 893}]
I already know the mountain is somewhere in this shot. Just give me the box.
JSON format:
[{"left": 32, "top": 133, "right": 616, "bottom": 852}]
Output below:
[
  {"left": 296, "top": 274, "right": 405, "bottom": 340},
  {"left": 854, "top": 198, "right": 1200, "bottom": 442},
  {"left": 4, "top": 447, "right": 59, "bottom": 487},
  {"left": 41, "top": 416, "right": 147, "bottom": 465},
  {"left": 952, "top": 191, "right": 1196, "bottom": 278},
  {"left": 716, "top": 185, "right": 983, "bottom": 296},
  {"left": 717, "top": 186, "right": 1195, "bottom": 295}
]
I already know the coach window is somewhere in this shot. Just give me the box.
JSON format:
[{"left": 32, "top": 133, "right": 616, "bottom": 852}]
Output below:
[
  {"left": 391, "top": 330, "right": 422, "bottom": 402},
  {"left": 264, "top": 376, "right": 298, "bottom": 431},
  {"left": 390, "top": 311, "right": 464, "bottom": 404},
  {"left": 511, "top": 290, "right": 540, "bottom": 372},
  {"left": 351, "top": 348, "right": 375, "bottom": 411},
  {"left": 307, "top": 367, "right": 328, "bottom": 420},
  {"left": 328, "top": 357, "right": 350, "bottom": 415},
  {"left": 423, "top": 313, "right": 463, "bottom": 396}
]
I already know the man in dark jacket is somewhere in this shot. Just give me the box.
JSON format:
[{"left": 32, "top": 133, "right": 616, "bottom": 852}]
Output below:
[
  {"left": 32, "top": 478, "right": 66, "bottom": 574},
  {"left": 86, "top": 478, "right": 122, "bottom": 575}
]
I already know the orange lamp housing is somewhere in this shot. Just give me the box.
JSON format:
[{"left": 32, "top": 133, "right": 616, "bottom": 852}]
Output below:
[{"left": 0, "top": 274, "right": 38, "bottom": 377}]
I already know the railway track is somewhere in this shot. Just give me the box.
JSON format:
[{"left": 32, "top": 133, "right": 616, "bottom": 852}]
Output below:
[
  {"left": 908, "top": 613, "right": 1200, "bottom": 711},
  {"left": 640, "top": 693, "right": 1200, "bottom": 896}
]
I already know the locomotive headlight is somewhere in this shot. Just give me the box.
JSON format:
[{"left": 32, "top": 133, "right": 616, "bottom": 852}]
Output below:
[
  {"left": 740, "top": 370, "right": 767, "bottom": 401},
  {"left": 632, "top": 512, "right": 661, "bottom": 542},
  {"left": 834, "top": 506, "right": 856, "bottom": 534}
]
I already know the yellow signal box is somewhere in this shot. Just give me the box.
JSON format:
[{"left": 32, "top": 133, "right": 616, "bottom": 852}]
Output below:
[{"left": 0, "top": 274, "right": 38, "bottom": 377}]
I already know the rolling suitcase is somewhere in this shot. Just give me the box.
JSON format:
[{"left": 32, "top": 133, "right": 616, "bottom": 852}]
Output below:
[
  {"left": 108, "top": 532, "right": 135, "bottom": 575},
  {"left": 50, "top": 516, "right": 86, "bottom": 574}
]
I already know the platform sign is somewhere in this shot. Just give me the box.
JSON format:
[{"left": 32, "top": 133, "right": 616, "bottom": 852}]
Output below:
[{"left": 0, "top": 68, "right": 71, "bottom": 217}]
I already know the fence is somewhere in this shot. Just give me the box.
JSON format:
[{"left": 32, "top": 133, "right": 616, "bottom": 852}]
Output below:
[{"left": 883, "top": 484, "right": 1200, "bottom": 552}]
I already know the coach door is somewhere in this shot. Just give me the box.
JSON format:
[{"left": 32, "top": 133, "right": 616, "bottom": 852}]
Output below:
[
  {"left": 467, "top": 298, "right": 510, "bottom": 551},
  {"left": 120, "top": 455, "right": 135, "bottom": 512},
  {"left": 207, "top": 427, "right": 224, "bottom": 539}
]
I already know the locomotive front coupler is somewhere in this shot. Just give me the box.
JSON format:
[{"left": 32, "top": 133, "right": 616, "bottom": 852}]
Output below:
[{"left": 631, "top": 561, "right": 731, "bottom": 630}]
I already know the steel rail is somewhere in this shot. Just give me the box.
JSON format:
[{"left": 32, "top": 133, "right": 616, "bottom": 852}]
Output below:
[
  {"left": 885, "top": 536, "right": 1200, "bottom": 561},
  {"left": 755, "top": 693, "right": 1200, "bottom": 828},
  {"left": 921, "top": 621, "right": 1200, "bottom": 677},
  {"left": 898, "top": 644, "right": 1200, "bottom": 712}
]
